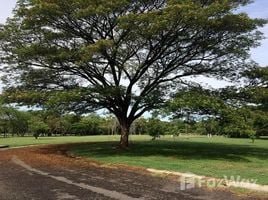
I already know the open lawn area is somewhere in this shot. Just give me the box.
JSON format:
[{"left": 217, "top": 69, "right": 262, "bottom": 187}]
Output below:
[
  {"left": 69, "top": 136, "right": 268, "bottom": 185},
  {"left": 0, "top": 135, "right": 155, "bottom": 147},
  {"left": 0, "top": 135, "right": 129, "bottom": 147}
]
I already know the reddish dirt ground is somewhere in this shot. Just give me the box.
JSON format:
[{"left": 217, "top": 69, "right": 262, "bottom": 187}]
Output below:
[{"left": 0, "top": 144, "right": 266, "bottom": 200}]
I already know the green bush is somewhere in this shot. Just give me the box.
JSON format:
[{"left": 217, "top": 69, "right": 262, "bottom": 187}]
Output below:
[{"left": 147, "top": 118, "right": 166, "bottom": 140}]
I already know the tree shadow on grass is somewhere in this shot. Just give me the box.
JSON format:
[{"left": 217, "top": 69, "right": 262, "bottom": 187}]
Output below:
[{"left": 71, "top": 140, "right": 268, "bottom": 163}]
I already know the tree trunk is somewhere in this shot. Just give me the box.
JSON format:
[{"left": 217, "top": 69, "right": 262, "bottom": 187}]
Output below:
[{"left": 119, "top": 122, "right": 130, "bottom": 148}]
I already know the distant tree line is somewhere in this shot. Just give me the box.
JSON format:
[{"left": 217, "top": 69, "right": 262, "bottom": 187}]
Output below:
[
  {"left": 0, "top": 104, "right": 216, "bottom": 138},
  {"left": 0, "top": 107, "right": 184, "bottom": 138},
  {"left": 1, "top": 104, "right": 267, "bottom": 139},
  {"left": 0, "top": 108, "right": 118, "bottom": 138}
]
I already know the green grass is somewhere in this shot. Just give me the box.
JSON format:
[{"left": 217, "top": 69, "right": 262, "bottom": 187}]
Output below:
[
  {"left": 0, "top": 135, "right": 150, "bottom": 147},
  {"left": 70, "top": 136, "right": 268, "bottom": 185}
]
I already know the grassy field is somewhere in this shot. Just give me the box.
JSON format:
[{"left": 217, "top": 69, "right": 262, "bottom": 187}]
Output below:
[
  {"left": 69, "top": 136, "right": 268, "bottom": 185},
  {"left": 0, "top": 135, "right": 149, "bottom": 147},
  {"left": 1, "top": 135, "right": 267, "bottom": 185},
  {"left": 0, "top": 135, "right": 117, "bottom": 147}
]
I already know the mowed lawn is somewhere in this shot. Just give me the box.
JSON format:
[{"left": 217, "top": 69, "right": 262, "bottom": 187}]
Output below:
[
  {"left": 69, "top": 136, "right": 268, "bottom": 185},
  {"left": 0, "top": 135, "right": 116, "bottom": 147},
  {"left": 1, "top": 135, "right": 267, "bottom": 185}
]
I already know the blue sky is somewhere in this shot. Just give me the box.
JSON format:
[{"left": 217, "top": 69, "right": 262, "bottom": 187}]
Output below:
[{"left": 239, "top": 0, "right": 268, "bottom": 66}]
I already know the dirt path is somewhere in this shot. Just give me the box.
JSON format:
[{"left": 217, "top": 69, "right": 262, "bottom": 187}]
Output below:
[{"left": 0, "top": 145, "right": 265, "bottom": 200}]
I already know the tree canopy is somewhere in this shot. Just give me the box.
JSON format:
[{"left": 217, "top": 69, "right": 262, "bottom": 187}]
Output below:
[
  {"left": 0, "top": 0, "right": 266, "bottom": 147},
  {"left": 167, "top": 66, "right": 268, "bottom": 138}
]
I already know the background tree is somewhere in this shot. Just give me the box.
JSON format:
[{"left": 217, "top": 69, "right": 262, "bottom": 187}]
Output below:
[
  {"left": 28, "top": 116, "right": 49, "bottom": 138},
  {"left": 105, "top": 115, "right": 119, "bottom": 135},
  {"left": 0, "top": 0, "right": 265, "bottom": 147},
  {"left": 241, "top": 66, "right": 268, "bottom": 136},
  {"left": 131, "top": 117, "right": 148, "bottom": 135},
  {"left": 0, "top": 105, "right": 29, "bottom": 137},
  {"left": 146, "top": 117, "right": 166, "bottom": 140}
]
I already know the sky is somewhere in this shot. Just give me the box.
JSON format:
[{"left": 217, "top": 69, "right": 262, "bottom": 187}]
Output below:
[{"left": 239, "top": 0, "right": 268, "bottom": 66}]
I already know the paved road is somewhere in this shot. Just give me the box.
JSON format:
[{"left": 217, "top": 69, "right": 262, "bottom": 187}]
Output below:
[{"left": 0, "top": 145, "right": 265, "bottom": 200}]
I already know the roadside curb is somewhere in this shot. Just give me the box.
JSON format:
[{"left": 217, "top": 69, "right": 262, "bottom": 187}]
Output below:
[
  {"left": 147, "top": 168, "right": 268, "bottom": 192},
  {"left": 0, "top": 145, "right": 9, "bottom": 149},
  {"left": 0, "top": 144, "right": 48, "bottom": 151}
]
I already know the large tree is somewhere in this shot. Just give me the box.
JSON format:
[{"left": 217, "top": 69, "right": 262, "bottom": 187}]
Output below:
[{"left": 0, "top": 0, "right": 266, "bottom": 147}]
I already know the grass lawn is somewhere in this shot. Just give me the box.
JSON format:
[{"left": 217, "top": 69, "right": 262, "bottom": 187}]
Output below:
[
  {"left": 69, "top": 136, "right": 268, "bottom": 185},
  {"left": 0, "top": 135, "right": 150, "bottom": 147}
]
